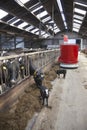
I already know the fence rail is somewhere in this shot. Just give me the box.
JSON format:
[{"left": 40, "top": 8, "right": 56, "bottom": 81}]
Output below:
[{"left": 0, "top": 49, "right": 60, "bottom": 95}]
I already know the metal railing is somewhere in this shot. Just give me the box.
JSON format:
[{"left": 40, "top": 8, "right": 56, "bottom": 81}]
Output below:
[{"left": 0, "top": 49, "right": 60, "bottom": 95}]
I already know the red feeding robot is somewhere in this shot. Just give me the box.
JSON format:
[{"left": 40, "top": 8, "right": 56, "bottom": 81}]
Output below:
[{"left": 58, "top": 35, "right": 79, "bottom": 69}]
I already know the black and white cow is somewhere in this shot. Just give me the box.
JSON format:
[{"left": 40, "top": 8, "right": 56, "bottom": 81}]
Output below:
[
  {"left": 33, "top": 70, "right": 44, "bottom": 88},
  {"left": 56, "top": 69, "right": 67, "bottom": 78},
  {"left": 39, "top": 85, "right": 49, "bottom": 106},
  {"left": 29, "top": 59, "right": 37, "bottom": 75},
  {"left": 8, "top": 59, "right": 20, "bottom": 85},
  {"left": 0, "top": 60, "right": 11, "bottom": 94},
  {"left": 29, "top": 58, "right": 44, "bottom": 87},
  {"left": 18, "top": 57, "right": 26, "bottom": 79}
]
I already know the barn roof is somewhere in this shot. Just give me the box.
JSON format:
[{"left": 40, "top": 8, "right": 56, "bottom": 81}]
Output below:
[{"left": 0, "top": 0, "right": 87, "bottom": 38}]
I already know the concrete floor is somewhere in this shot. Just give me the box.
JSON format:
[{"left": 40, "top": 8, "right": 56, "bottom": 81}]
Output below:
[{"left": 26, "top": 53, "right": 87, "bottom": 130}]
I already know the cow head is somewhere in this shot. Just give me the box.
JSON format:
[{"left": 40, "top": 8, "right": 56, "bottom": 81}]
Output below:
[
  {"left": 9, "top": 60, "right": 19, "bottom": 85},
  {"left": 18, "top": 57, "right": 26, "bottom": 78},
  {"left": 33, "top": 70, "right": 44, "bottom": 87},
  {"left": 44, "top": 88, "right": 49, "bottom": 98}
]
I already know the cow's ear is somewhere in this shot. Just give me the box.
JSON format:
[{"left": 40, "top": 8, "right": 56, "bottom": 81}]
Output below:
[{"left": 34, "top": 71, "right": 37, "bottom": 76}]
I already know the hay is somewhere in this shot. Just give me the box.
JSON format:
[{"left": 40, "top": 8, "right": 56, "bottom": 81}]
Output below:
[{"left": 0, "top": 63, "right": 59, "bottom": 130}]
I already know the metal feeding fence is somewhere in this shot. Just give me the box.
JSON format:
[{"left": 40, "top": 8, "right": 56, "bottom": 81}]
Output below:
[{"left": 0, "top": 49, "right": 59, "bottom": 95}]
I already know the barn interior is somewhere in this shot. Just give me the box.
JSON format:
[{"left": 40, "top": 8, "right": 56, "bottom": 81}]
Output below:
[{"left": 0, "top": 0, "right": 87, "bottom": 130}]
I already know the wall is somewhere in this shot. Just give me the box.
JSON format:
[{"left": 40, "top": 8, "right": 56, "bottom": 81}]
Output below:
[
  {"left": 24, "top": 31, "right": 87, "bottom": 50},
  {"left": 83, "top": 39, "right": 87, "bottom": 49}
]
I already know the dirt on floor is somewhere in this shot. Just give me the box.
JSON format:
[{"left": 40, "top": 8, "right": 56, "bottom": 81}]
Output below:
[{"left": 0, "top": 63, "right": 59, "bottom": 130}]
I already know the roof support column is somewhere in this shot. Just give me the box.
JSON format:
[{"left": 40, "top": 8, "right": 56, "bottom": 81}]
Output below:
[
  {"left": 52, "top": 1, "right": 54, "bottom": 37},
  {"left": 14, "top": 35, "right": 16, "bottom": 49}
]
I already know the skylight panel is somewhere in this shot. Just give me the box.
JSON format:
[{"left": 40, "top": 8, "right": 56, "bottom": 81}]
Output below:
[
  {"left": 31, "top": 6, "right": 43, "bottom": 13},
  {"left": 10, "top": 19, "right": 21, "bottom": 25},
  {"left": 15, "top": 0, "right": 30, "bottom": 5},
  {"left": 73, "top": 19, "right": 82, "bottom": 24},
  {"left": 73, "top": 28, "right": 79, "bottom": 32},
  {"left": 42, "top": 16, "right": 51, "bottom": 23},
  {"left": 74, "top": 8, "right": 86, "bottom": 15},
  {"left": 18, "top": 22, "right": 28, "bottom": 29},
  {"left": 0, "top": 9, "right": 8, "bottom": 19},
  {"left": 36, "top": 10, "right": 48, "bottom": 19},
  {"left": 7, "top": 17, "right": 17, "bottom": 24},
  {"left": 35, "top": 31, "right": 39, "bottom": 35},
  {"left": 42, "top": 33, "right": 49, "bottom": 38},
  {"left": 73, "top": 14, "right": 84, "bottom": 20},
  {"left": 54, "top": 26, "right": 57, "bottom": 29},
  {"left": 41, "top": 31, "right": 45, "bottom": 35},
  {"left": 73, "top": 22, "right": 81, "bottom": 28},
  {"left": 49, "top": 21, "right": 54, "bottom": 24},
  {"left": 15, "top": 0, "right": 30, "bottom": 7},
  {"left": 72, "top": 1, "right": 87, "bottom": 32},
  {"left": 54, "top": 28, "right": 60, "bottom": 33},
  {"left": 25, "top": 25, "right": 34, "bottom": 31},
  {"left": 74, "top": 2, "right": 87, "bottom": 7},
  {"left": 54, "top": 24, "right": 56, "bottom": 27},
  {"left": 29, "top": 2, "right": 40, "bottom": 10},
  {"left": 20, "top": 0, "right": 30, "bottom": 4},
  {"left": 31, "top": 28, "right": 39, "bottom": 33}
]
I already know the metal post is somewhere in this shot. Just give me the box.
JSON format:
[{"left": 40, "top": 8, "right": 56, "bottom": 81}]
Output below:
[
  {"left": 52, "top": 3, "right": 54, "bottom": 37},
  {"left": 14, "top": 35, "right": 16, "bottom": 49},
  {"left": 0, "top": 34, "right": 2, "bottom": 50}
]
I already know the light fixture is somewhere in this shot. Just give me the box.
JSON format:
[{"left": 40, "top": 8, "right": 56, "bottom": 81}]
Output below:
[{"left": 56, "top": 0, "right": 67, "bottom": 29}]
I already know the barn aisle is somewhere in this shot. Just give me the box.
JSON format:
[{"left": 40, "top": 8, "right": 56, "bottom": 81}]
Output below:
[
  {"left": 54, "top": 52, "right": 87, "bottom": 130},
  {"left": 27, "top": 52, "right": 87, "bottom": 130}
]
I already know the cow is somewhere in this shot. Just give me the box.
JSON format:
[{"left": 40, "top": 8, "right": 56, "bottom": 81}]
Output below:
[
  {"left": 18, "top": 57, "right": 26, "bottom": 79},
  {"left": 0, "top": 60, "right": 11, "bottom": 94},
  {"left": 56, "top": 69, "right": 67, "bottom": 78},
  {"left": 29, "top": 59, "right": 37, "bottom": 75},
  {"left": 33, "top": 70, "right": 44, "bottom": 88},
  {"left": 39, "top": 85, "right": 49, "bottom": 106},
  {"left": 29, "top": 58, "right": 44, "bottom": 87},
  {"left": 8, "top": 59, "right": 20, "bottom": 85},
  {"left": 29, "top": 58, "right": 49, "bottom": 106}
]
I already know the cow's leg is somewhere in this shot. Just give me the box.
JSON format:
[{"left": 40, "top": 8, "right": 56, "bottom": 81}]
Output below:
[
  {"left": 57, "top": 74, "right": 60, "bottom": 78},
  {"left": 42, "top": 97, "right": 44, "bottom": 105},
  {"left": 46, "top": 98, "right": 48, "bottom": 106},
  {"left": 63, "top": 73, "right": 66, "bottom": 78},
  {"left": 0, "top": 86, "right": 3, "bottom": 94}
]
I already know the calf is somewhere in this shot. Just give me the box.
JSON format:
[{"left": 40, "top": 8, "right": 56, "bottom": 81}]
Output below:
[
  {"left": 33, "top": 70, "right": 44, "bottom": 88},
  {"left": 39, "top": 85, "right": 49, "bottom": 106},
  {"left": 56, "top": 69, "right": 67, "bottom": 78},
  {"left": 29, "top": 59, "right": 37, "bottom": 75}
]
